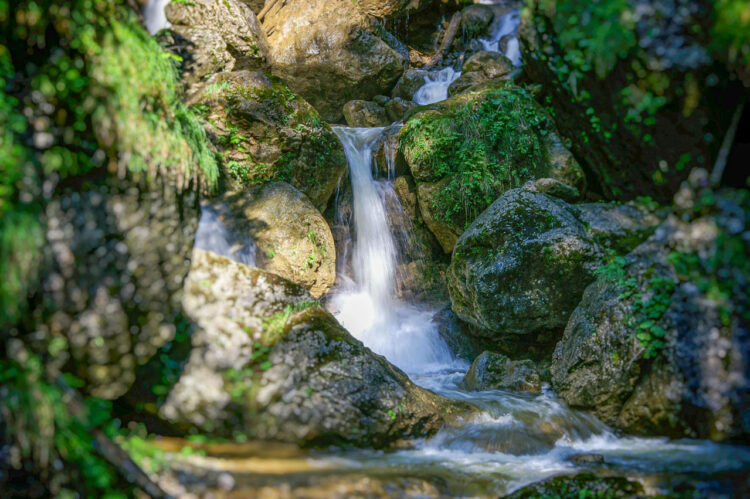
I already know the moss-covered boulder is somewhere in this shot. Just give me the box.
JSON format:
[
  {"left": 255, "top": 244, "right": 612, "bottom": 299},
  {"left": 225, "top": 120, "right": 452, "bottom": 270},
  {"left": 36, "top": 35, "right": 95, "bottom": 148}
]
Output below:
[
  {"left": 463, "top": 352, "right": 542, "bottom": 393},
  {"left": 162, "top": 250, "right": 467, "bottom": 447},
  {"left": 552, "top": 184, "right": 750, "bottom": 441},
  {"left": 213, "top": 182, "right": 336, "bottom": 298},
  {"left": 447, "top": 189, "right": 662, "bottom": 353},
  {"left": 193, "top": 70, "right": 346, "bottom": 210},
  {"left": 507, "top": 473, "right": 644, "bottom": 498},
  {"left": 399, "top": 82, "right": 584, "bottom": 253},
  {"left": 520, "top": 0, "right": 747, "bottom": 201},
  {"left": 0, "top": 1, "right": 218, "bottom": 494},
  {"left": 162, "top": 0, "right": 270, "bottom": 98},
  {"left": 262, "top": 0, "right": 408, "bottom": 121}
]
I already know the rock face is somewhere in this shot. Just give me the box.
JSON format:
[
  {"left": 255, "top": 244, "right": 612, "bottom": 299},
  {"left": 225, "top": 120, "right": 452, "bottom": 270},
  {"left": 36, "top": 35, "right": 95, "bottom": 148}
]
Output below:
[
  {"left": 458, "top": 5, "right": 494, "bottom": 40},
  {"left": 447, "top": 189, "right": 662, "bottom": 352},
  {"left": 448, "top": 51, "right": 513, "bottom": 96},
  {"left": 399, "top": 82, "right": 585, "bottom": 253},
  {"left": 262, "top": 0, "right": 408, "bottom": 121},
  {"left": 520, "top": 0, "right": 743, "bottom": 201},
  {"left": 551, "top": 188, "right": 750, "bottom": 441},
  {"left": 216, "top": 183, "right": 336, "bottom": 298},
  {"left": 463, "top": 352, "right": 542, "bottom": 393},
  {"left": 162, "top": 250, "right": 464, "bottom": 447},
  {"left": 163, "top": 0, "right": 270, "bottom": 97},
  {"left": 193, "top": 71, "right": 346, "bottom": 211},
  {"left": 343, "top": 100, "right": 390, "bottom": 127}
]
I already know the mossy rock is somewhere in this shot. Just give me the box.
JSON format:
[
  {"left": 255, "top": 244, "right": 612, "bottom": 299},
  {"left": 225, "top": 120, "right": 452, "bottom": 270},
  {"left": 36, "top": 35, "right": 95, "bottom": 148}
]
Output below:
[
  {"left": 193, "top": 70, "right": 346, "bottom": 211},
  {"left": 399, "top": 82, "right": 584, "bottom": 253},
  {"left": 161, "top": 250, "right": 471, "bottom": 447}
]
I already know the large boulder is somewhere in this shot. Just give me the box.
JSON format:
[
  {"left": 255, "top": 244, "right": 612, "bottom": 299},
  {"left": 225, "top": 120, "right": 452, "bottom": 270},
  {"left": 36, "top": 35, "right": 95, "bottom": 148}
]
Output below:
[
  {"left": 262, "top": 0, "right": 408, "bottom": 121},
  {"left": 163, "top": 0, "right": 270, "bottom": 97},
  {"left": 192, "top": 71, "right": 346, "bottom": 211},
  {"left": 214, "top": 182, "right": 336, "bottom": 298},
  {"left": 391, "top": 69, "right": 429, "bottom": 101},
  {"left": 520, "top": 0, "right": 745, "bottom": 201},
  {"left": 447, "top": 189, "right": 662, "bottom": 353},
  {"left": 463, "top": 352, "right": 542, "bottom": 393},
  {"left": 343, "top": 100, "right": 390, "bottom": 127},
  {"left": 161, "top": 250, "right": 465, "bottom": 447},
  {"left": 399, "top": 82, "right": 585, "bottom": 253},
  {"left": 551, "top": 186, "right": 750, "bottom": 441}
]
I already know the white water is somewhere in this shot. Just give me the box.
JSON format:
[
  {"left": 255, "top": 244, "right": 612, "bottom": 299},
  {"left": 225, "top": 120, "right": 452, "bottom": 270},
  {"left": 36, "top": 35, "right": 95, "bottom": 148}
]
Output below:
[
  {"left": 194, "top": 204, "right": 256, "bottom": 266},
  {"left": 480, "top": 10, "right": 522, "bottom": 66},
  {"left": 144, "top": 0, "right": 171, "bottom": 35},
  {"left": 413, "top": 67, "right": 462, "bottom": 105},
  {"left": 328, "top": 127, "right": 455, "bottom": 373}
]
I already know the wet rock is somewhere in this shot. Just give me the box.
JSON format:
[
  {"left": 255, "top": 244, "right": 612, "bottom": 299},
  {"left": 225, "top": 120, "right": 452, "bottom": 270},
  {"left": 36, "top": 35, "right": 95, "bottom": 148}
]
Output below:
[
  {"left": 447, "top": 189, "right": 663, "bottom": 348},
  {"left": 192, "top": 71, "right": 346, "bottom": 211},
  {"left": 525, "top": 178, "right": 580, "bottom": 202},
  {"left": 163, "top": 0, "right": 269, "bottom": 97},
  {"left": 507, "top": 473, "right": 644, "bottom": 498},
  {"left": 343, "top": 100, "right": 389, "bottom": 127},
  {"left": 431, "top": 307, "right": 482, "bottom": 362},
  {"left": 384, "top": 97, "right": 415, "bottom": 122},
  {"left": 463, "top": 352, "right": 542, "bottom": 393},
  {"left": 448, "top": 51, "right": 513, "bottom": 96},
  {"left": 400, "top": 82, "right": 585, "bottom": 253},
  {"left": 569, "top": 453, "right": 605, "bottom": 464},
  {"left": 263, "top": 0, "right": 408, "bottom": 121},
  {"left": 459, "top": 5, "right": 494, "bottom": 40},
  {"left": 391, "top": 69, "right": 428, "bottom": 101},
  {"left": 162, "top": 250, "right": 466, "bottom": 447},
  {"left": 552, "top": 188, "right": 750, "bottom": 441},
  {"left": 216, "top": 182, "right": 336, "bottom": 298},
  {"left": 520, "top": 0, "right": 744, "bottom": 202}
]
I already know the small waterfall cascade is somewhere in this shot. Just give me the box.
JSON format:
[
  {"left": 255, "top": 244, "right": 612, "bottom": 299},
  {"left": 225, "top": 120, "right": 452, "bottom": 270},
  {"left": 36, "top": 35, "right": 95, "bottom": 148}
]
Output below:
[
  {"left": 194, "top": 204, "right": 257, "bottom": 266},
  {"left": 144, "top": 0, "right": 171, "bottom": 35},
  {"left": 480, "top": 10, "right": 522, "bottom": 66},
  {"left": 328, "top": 127, "right": 454, "bottom": 373},
  {"left": 413, "top": 67, "right": 462, "bottom": 105}
]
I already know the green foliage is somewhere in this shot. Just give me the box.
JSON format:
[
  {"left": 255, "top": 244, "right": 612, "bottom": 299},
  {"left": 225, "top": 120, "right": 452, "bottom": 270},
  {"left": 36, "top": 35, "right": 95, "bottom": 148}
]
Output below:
[
  {"left": 400, "top": 85, "right": 551, "bottom": 229},
  {"left": 0, "top": 353, "right": 130, "bottom": 496},
  {"left": 711, "top": 0, "right": 750, "bottom": 74}
]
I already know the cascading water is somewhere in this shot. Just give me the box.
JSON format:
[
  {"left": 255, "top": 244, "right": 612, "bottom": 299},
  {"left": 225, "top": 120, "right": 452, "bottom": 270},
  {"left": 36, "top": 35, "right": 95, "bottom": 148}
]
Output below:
[
  {"left": 143, "top": 0, "right": 171, "bottom": 35},
  {"left": 413, "top": 67, "right": 462, "bottom": 105},
  {"left": 328, "top": 127, "right": 455, "bottom": 373},
  {"left": 480, "top": 10, "right": 522, "bottom": 66}
]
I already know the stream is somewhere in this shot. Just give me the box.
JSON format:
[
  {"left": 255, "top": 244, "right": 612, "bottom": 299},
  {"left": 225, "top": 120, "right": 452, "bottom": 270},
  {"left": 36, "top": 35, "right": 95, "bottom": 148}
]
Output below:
[{"left": 169, "top": 5, "right": 750, "bottom": 498}]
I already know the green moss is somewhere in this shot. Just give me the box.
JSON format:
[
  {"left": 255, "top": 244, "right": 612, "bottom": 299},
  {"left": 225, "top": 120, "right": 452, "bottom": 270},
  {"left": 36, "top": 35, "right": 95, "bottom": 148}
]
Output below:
[{"left": 400, "top": 84, "right": 551, "bottom": 230}]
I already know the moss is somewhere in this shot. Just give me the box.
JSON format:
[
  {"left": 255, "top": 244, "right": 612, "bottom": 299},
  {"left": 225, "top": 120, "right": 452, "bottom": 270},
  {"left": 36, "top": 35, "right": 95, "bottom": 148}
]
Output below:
[{"left": 399, "top": 83, "right": 551, "bottom": 230}]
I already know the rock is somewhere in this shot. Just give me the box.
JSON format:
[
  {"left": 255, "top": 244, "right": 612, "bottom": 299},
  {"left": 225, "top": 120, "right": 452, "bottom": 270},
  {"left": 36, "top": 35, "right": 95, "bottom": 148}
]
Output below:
[
  {"left": 193, "top": 71, "right": 346, "bottom": 211},
  {"left": 448, "top": 52, "right": 513, "bottom": 97},
  {"left": 162, "top": 250, "right": 467, "bottom": 447},
  {"left": 506, "top": 473, "right": 644, "bottom": 498},
  {"left": 458, "top": 5, "right": 493, "bottom": 40},
  {"left": 520, "top": 0, "right": 745, "bottom": 202},
  {"left": 447, "top": 189, "right": 663, "bottom": 350},
  {"left": 384, "top": 97, "right": 414, "bottom": 122},
  {"left": 217, "top": 182, "right": 336, "bottom": 298},
  {"left": 163, "top": 0, "right": 270, "bottom": 97},
  {"left": 463, "top": 352, "right": 542, "bottom": 393},
  {"left": 391, "top": 70, "right": 428, "bottom": 101},
  {"left": 400, "top": 82, "right": 585, "bottom": 253},
  {"left": 263, "top": 0, "right": 408, "bottom": 121},
  {"left": 431, "top": 307, "right": 482, "bottom": 362},
  {"left": 373, "top": 95, "right": 391, "bottom": 107},
  {"left": 343, "top": 100, "right": 389, "bottom": 127},
  {"left": 241, "top": 0, "right": 265, "bottom": 14},
  {"left": 552, "top": 188, "right": 750, "bottom": 441},
  {"left": 525, "top": 178, "right": 580, "bottom": 201}
]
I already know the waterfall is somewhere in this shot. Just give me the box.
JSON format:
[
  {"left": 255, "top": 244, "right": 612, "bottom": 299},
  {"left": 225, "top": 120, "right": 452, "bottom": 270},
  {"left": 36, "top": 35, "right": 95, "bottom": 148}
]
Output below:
[
  {"left": 480, "top": 10, "right": 522, "bottom": 66},
  {"left": 413, "top": 67, "right": 461, "bottom": 105},
  {"left": 144, "top": 0, "right": 171, "bottom": 35},
  {"left": 194, "top": 204, "right": 257, "bottom": 266},
  {"left": 329, "top": 127, "right": 454, "bottom": 373}
]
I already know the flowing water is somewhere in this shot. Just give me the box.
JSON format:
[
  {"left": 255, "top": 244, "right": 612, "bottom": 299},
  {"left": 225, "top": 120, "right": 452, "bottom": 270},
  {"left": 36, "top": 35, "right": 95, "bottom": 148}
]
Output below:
[
  {"left": 143, "top": 0, "right": 171, "bottom": 35},
  {"left": 413, "top": 67, "right": 462, "bottom": 105},
  {"left": 194, "top": 203, "right": 257, "bottom": 266}
]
